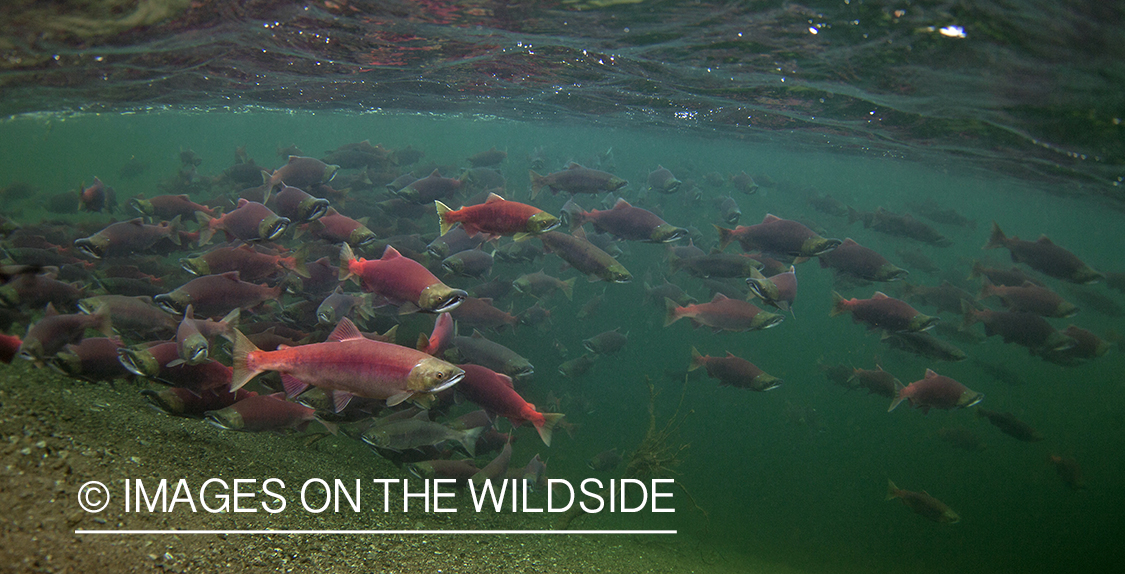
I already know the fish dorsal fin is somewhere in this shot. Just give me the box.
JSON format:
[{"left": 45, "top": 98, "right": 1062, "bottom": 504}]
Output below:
[
  {"left": 184, "top": 305, "right": 195, "bottom": 320},
  {"left": 924, "top": 368, "right": 938, "bottom": 379},
  {"left": 939, "top": 280, "right": 954, "bottom": 288},
  {"left": 724, "top": 351, "right": 737, "bottom": 358},
  {"left": 220, "top": 271, "right": 242, "bottom": 281},
  {"left": 480, "top": 298, "right": 493, "bottom": 305},
  {"left": 566, "top": 162, "right": 583, "bottom": 170},
  {"left": 763, "top": 213, "right": 782, "bottom": 223},
  {"left": 842, "top": 238, "right": 858, "bottom": 246},
  {"left": 126, "top": 218, "right": 146, "bottom": 227},
  {"left": 471, "top": 329, "right": 485, "bottom": 339},
  {"left": 612, "top": 198, "right": 632, "bottom": 210},
  {"left": 44, "top": 302, "right": 58, "bottom": 316},
  {"left": 1020, "top": 281, "right": 1038, "bottom": 287},
  {"left": 485, "top": 192, "right": 505, "bottom": 203},
  {"left": 710, "top": 293, "right": 729, "bottom": 303},
  {"left": 873, "top": 291, "right": 889, "bottom": 299},
  {"left": 287, "top": 155, "right": 300, "bottom": 163},
  {"left": 381, "top": 245, "right": 402, "bottom": 260},
  {"left": 429, "top": 169, "right": 442, "bottom": 178},
  {"left": 411, "top": 410, "right": 431, "bottom": 421},
  {"left": 499, "top": 373, "right": 514, "bottom": 389},
  {"left": 327, "top": 317, "right": 364, "bottom": 343},
  {"left": 573, "top": 227, "right": 588, "bottom": 240},
  {"left": 237, "top": 198, "right": 250, "bottom": 207},
  {"left": 1036, "top": 235, "right": 1054, "bottom": 244}
]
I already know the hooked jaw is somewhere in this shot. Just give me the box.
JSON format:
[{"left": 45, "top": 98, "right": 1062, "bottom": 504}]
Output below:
[
  {"left": 528, "top": 212, "right": 561, "bottom": 235},
  {"left": 298, "top": 197, "right": 331, "bottom": 223},
  {"left": 419, "top": 284, "right": 467, "bottom": 313},
  {"left": 153, "top": 293, "right": 188, "bottom": 315},
  {"left": 74, "top": 236, "right": 108, "bottom": 259},
  {"left": 257, "top": 216, "right": 291, "bottom": 242}
]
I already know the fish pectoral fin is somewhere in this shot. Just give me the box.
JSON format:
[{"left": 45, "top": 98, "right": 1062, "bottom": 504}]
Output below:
[
  {"left": 331, "top": 390, "right": 354, "bottom": 413},
  {"left": 281, "top": 374, "right": 310, "bottom": 398},
  {"left": 386, "top": 391, "right": 414, "bottom": 407}
]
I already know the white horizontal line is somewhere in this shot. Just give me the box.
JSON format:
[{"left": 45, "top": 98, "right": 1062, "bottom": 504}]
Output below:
[{"left": 74, "top": 529, "right": 676, "bottom": 535}]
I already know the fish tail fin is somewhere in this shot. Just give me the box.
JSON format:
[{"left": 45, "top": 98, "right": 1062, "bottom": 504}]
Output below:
[
  {"left": 535, "top": 413, "right": 564, "bottom": 447},
  {"left": 91, "top": 304, "right": 114, "bottom": 337},
  {"left": 229, "top": 329, "right": 262, "bottom": 391},
  {"left": 435, "top": 200, "right": 454, "bottom": 236},
  {"left": 663, "top": 297, "right": 681, "bottom": 327},
  {"left": 288, "top": 245, "right": 310, "bottom": 278},
  {"left": 529, "top": 170, "right": 545, "bottom": 199},
  {"left": 977, "top": 277, "right": 993, "bottom": 300},
  {"left": 461, "top": 425, "right": 486, "bottom": 457},
  {"left": 317, "top": 417, "right": 339, "bottom": 436},
  {"left": 887, "top": 380, "right": 906, "bottom": 412},
  {"left": 167, "top": 215, "right": 183, "bottom": 246},
  {"left": 218, "top": 308, "right": 241, "bottom": 337},
  {"left": 960, "top": 300, "right": 980, "bottom": 330},
  {"left": 338, "top": 243, "right": 358, "bottom": 283},
  {"left": 688, "top": 346, "right": 704, "bottom": 371},
  {"left": 984, "top": 221, "right": 1006, "bottom": 249},
  {"left": 196, "top": 212, "right": 215, "bottom": 246},
  {"left": 885, "top": 479, "right": 900, "bottom": 501},
  {"left": 968, "top": 260, "right": 984, "bottom": 281},
  {"left": 829, "top": 291, "right": 849, "bottom": 317},
  {"left": 713, "top": 224, "right": 735, "bottom": 251},
  {"left": 559, "top": 277, "right": 575, "bottom": 301}
]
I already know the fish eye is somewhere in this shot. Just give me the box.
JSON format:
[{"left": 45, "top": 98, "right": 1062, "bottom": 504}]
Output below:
[{"left": 435, "top": 372, "right": 445, "bottom": 379}]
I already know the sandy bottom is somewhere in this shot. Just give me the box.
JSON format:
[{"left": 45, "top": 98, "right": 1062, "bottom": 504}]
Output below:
[{"left": 0, "top": 361, "right": 799, "bottom": 574}]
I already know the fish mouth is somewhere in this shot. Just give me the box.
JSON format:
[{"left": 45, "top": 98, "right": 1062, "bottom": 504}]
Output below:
[
  {"left": 808, "top": 238, "right": 844, "bottom": 256},
  {"left": 441, "top": 261, "right": 461, "bottom": 275},
  {"left": 259, "top": 216, "right": 291, "bottom": 241},
  {"left": 406, "top": 463, "right": 431, "bottom": 480},
  {"left": 180, "top": 257, "right": 208, "bottom": 276},
  {"left": 351, "top": 229, "right": 379, "bottom": 248},
  {"left": 427, "top": 244, "right": 449, "bottom": 260},
  {"left": 961, "top": 393, "right": 984, "bottom": 409},
  {"left": 755, "top": 313, "right": 785, "bottom": 330},
  {"left": 746, "top": 278, "right": 778, "bottom": 301},
  {"left": 755, "top": 376, "right": 783, "bottom": 392},
  {"left": 884, "top": 268, "right": 910, "bottom": 281},
  {"left": 140, "top": 389, "right": 181, "bottom": 414},
  {"left": 73, "top": 238, "right": 104, "bottom": 259},
  {"left": 153, "top": 293, "right": 184, "bottom": 315},
  {"left": 431, "top": 369, "right": 465, "bottom": 394},
  {"left": 514, "top": 365, "right": 535, "bottom": 378},
  {"left": 652, "top": 226, "right": 689, "bottom": 244},
  {"left": 129, "top": 198, "right": 153, "bottom": 216},
  {"left": 300, "top": 198, "right": 331, "bottom": 223},
  {"left": 118, "top": 347, "right": 159, "bottom": 378},
  {"left": 724, "top": 213, "right": 741, "bottom": 225},
  {"left": 425, "top": 288, "right": 467, "bottom": 313},
  {"left": 662, "top": 179, "right": 682, "bottom": 193},
  {"left": 912, "top": 315, "right": 941, "bottom": 332},
  {"left": 204, "top": 410, "right": 241, "bottom": 431}
]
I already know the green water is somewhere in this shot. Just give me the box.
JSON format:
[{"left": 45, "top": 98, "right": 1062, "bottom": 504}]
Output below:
[{"left": 2, "top": 109, "right": 1124, "bottom": 573}]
